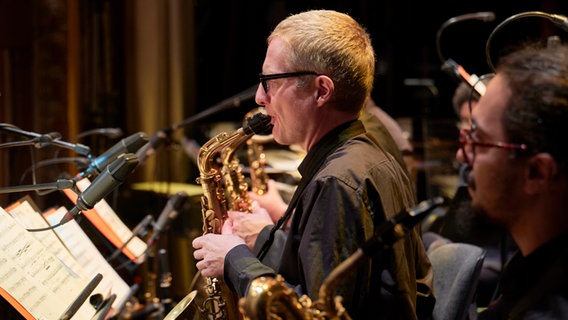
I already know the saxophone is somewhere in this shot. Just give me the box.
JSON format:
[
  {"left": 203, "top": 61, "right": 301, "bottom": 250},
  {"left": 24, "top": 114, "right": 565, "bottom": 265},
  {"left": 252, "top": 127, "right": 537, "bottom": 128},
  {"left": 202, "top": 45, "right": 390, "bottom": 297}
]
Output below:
[
  {"left": 221, "top": 107, "right": 272, "bottom": 212},
  {"left": 187, "top": 112, "right": 273, "bottom": 320},
  {"left": 220, "top": 134, "right": 252, "bottom": 213},
  {"left": 244, "top": 107, "right": 272, "bottom": 196},
  {"left": 238, "top": 197, "right": 445, "bottom": 320}
]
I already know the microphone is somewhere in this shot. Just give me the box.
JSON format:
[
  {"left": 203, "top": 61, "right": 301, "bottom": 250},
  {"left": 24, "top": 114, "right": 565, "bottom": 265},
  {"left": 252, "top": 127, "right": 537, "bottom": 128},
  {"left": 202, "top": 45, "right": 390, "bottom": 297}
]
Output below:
[
  {"left": 147, "top": 191, "right": 189, "bottom": 246},
  {"left": 135, "top": 129, "right": 171, "bottom": 166},
  {"left": 131, "top": 214, "right": 154, "bottom": 236},
  {"left": 0, "top": 123, "right": 91, "bottom": 155},
  {"left": 315, "top": 196, "right": 446, "bottom": 313},
  {"left": 441, "top": 59, "right": 487, "bottom": 97},
  {"left": 77, "top": 132, "right": 148, "bottom": 180},
  {"left": 549, "top": 13, "right": 568, "bottom": 32},
  {"left": 59, "top": 153, "right": 139, "bottom": 225},
  {"left": 435, "top": 12, "right": 495, "bottom": 97},
  {"left": 362, "top": 196, "right": 446, "bottom": 257}
]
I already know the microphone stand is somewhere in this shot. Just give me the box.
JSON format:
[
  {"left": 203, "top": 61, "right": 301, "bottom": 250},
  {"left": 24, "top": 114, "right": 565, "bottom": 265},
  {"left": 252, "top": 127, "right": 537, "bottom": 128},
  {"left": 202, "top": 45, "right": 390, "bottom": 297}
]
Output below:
[
  {"left": 0, "top": 179, "right": 76, "bottom": 194},
  {"left": 141, "top": 226, "right": 171, "bottom": 318},
  {"left": 435, "top": 12, "right": 496, "bottom": 64},
  {"left": 140, "top": 232, "right": 166, "bottom": 320},
  {"left": 135, "top": 84, "right": 258, "bottom": 171},
  {"left": 157, "top": 247, "right": 174, "bottom": 313},
  {"left": 316, "top": 197, "right": 446, "bottom": 317},
  {"left": 485, "top": 11, "right": 568, "bottom": 71},
  {"left": 170, "top": 84, "right": 258, "bottom": 131},
  {"left": 435, "top": 12, "right": 495, "bottom": 97},
  {"left": 0, "top": 123, "right": 91, "bottom": 155}
]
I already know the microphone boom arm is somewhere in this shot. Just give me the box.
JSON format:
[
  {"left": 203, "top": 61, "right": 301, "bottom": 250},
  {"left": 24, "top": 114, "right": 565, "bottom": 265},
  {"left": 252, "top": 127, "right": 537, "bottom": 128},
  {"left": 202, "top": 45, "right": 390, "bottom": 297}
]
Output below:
[
  {"left": 0, "top": 123, "right": 91, "bottom": 155},
  {"left": 0, "top": 179, "right": 76, "bottom": 194}
]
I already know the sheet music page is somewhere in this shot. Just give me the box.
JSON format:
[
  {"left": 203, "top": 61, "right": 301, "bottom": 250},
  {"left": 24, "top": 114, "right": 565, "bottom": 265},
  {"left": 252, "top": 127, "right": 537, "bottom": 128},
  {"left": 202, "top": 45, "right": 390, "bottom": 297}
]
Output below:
[
  {"left": 0, "top": 207, "right": 96, "bottom": 320},
  {"left": 0, "top": 250, "right": 61, "bottom": 320},
  {"left": 7, "top": 200, "right": 87, "bottom": 277},
  {"left": 45, "top": 206, "right": 132, "bottom": 314},
  {"left": 68, "top": 178, "right": 147, "bottom": 263}
]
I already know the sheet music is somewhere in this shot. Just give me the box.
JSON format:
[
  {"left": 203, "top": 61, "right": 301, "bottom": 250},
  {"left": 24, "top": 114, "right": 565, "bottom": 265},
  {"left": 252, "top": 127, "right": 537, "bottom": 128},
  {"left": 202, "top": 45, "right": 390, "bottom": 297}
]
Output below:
[
  {"left": 0, "top": 252, "right": 59, "bottom": 320},
  {"left": 0, "top": 207, "right": 96, "bottom": 319},
  {"left": 45, "top": 206, "right": 132, "bottom": 313},
  {"left": 68, "top": 178, "right": 148, "bottom": 263},
  {"left": 8, "top": 200, "right": 86, "bottom": 278}
]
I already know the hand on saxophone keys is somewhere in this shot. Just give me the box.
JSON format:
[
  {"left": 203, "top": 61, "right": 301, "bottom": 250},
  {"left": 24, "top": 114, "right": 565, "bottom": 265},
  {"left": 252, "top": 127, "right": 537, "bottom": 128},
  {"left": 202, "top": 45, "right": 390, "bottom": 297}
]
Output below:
[
  {"left": 248, "top": 179, "right": 288, "bottom": 223},
  {"left": 192, "top": 233, "right": 245, "bottom": 278},
  {"left": 227, "top": 205, "right": 273, "bottom": 250}
]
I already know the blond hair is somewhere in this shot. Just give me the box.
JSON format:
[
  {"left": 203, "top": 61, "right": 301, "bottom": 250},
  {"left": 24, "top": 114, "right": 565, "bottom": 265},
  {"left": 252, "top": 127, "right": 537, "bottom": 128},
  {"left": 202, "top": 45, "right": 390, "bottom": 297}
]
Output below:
[{"left": 268, "top": 10, "right": 375, "bottom": 113}]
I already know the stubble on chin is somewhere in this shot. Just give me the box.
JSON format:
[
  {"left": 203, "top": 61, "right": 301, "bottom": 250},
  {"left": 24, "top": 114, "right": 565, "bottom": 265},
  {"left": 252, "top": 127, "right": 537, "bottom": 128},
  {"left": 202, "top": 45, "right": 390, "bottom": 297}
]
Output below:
[{"left": 455, "top": 193, "right": 507, "bottom": 245}]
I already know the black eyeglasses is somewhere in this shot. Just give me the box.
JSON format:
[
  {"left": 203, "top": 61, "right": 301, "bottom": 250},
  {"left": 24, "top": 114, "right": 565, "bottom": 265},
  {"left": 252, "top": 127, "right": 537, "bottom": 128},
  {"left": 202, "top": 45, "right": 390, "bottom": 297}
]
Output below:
[
  {"left": 459, "top": 128, "right": 528, "bottom": 165},
  {"left": 258, "top": 71, "right": 321, "bottom": 93}
]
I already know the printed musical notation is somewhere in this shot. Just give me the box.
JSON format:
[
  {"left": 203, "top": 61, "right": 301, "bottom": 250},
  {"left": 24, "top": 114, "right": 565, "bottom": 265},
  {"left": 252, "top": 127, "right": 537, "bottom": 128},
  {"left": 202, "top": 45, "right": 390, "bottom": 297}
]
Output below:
[{"left": 0, "top": 207, "right": 96, "bottom": 319}]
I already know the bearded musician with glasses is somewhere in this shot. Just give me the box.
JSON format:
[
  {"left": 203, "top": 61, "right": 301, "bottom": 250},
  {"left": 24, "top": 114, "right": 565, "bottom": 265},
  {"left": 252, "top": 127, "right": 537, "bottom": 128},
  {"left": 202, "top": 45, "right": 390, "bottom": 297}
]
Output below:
[{"left": 456, "top": 42, "right": 568, "bottom": 319}]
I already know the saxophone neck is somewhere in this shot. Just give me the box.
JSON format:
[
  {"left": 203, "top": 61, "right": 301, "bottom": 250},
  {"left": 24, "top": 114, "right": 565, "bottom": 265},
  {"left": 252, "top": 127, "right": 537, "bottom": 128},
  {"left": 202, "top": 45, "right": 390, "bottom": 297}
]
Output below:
[{"left": 198, "top": 128, "right": 248, "bottom": 174}]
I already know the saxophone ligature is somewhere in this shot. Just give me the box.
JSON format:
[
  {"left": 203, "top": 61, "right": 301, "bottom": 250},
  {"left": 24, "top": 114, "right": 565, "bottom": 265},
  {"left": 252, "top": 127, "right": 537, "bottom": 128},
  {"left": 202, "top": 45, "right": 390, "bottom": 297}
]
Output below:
[{"left": 181, "top": 112, "right": 273, "bottom": 320}]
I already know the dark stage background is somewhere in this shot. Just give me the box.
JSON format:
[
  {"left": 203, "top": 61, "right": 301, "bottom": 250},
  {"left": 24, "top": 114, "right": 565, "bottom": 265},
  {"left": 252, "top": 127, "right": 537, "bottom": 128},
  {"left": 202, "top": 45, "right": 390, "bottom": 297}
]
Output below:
[
  {"left": 192, "top": 1, "right": 568, "bottom": 121},
  {"left": 1, "top": 0, "right": 568, "bottom": 205},
  {"left": 189, "top": 0, "right": 568, "bottom": 200},
  {"left": 1, "top": 0, "right": 568, "bottom": 202}
]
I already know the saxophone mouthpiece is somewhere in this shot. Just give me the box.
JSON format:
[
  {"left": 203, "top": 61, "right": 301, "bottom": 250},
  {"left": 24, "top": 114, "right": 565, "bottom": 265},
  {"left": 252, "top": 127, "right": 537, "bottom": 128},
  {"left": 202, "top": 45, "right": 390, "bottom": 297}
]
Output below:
[{"left": 243, "top": 113, "right": 273, "bottom": 136}]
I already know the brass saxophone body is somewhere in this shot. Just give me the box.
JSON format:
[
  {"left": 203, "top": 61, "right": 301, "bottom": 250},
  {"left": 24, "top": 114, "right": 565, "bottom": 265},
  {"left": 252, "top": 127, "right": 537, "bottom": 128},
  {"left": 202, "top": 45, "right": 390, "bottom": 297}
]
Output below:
[
  {"left": 244, "top": 107, "right": 272, "bottom": 196},
  {"left": 222, "top": 106, "right": 272, "bottom": 212},
  {"left": 238, "top": 274, "right": 351, "bottom": 320},
  {"left": 220, "top": 136, "right": 252, "bottom": 213},
  {"left": 246, "top": 136, "right": 270, "bottom": 196},
  {"left": 187, "top": 113, "right": 273, "bottom": 320}
]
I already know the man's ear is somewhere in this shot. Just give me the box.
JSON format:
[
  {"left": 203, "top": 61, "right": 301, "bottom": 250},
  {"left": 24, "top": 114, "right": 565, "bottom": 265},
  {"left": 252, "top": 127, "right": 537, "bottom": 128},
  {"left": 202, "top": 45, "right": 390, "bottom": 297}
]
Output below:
[
  {"left": 314, "top": 75, "right": 334, "bottom": 106},
  {"left": 525, "top": 153, "right": 558, "bottom": 194}
]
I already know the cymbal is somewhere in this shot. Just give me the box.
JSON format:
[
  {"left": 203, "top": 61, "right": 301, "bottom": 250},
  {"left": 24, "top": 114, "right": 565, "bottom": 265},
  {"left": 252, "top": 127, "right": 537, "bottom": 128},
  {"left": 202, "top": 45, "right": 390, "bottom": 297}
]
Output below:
[
  {"left": 163, "top": 290, "right": 197, "bottom": 320},
  {"left": 130, "top": 181, "right": 203, "bottom": 196}
]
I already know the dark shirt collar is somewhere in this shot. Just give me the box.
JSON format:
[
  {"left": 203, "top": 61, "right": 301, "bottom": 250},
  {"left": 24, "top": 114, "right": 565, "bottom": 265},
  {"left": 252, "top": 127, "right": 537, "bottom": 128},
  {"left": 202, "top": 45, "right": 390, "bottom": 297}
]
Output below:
[
  {"left": 504, "top": 231, "right": 568, "bottom": 283},
  {"left": 498, "top": 231, "right": 568, "bottom": 316},
  {"left": 297, "top": 120, "right": 366, "bottom": 178}
]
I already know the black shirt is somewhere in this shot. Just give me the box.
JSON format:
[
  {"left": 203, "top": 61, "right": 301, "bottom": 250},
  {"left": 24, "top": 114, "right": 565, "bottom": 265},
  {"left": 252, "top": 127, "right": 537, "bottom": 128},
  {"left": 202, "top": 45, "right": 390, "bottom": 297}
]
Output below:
[
  {"left": 225, "top": 120, "right": 434, "bottom": 319},
  {"left": 478, "top": 232, "right": 568, "bottom": 319}
]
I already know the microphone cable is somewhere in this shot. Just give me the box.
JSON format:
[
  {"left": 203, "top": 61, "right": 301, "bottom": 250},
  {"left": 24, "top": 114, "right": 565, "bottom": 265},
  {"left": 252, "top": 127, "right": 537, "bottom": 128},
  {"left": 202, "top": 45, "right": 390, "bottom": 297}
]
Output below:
[
  {"left": 25, "top": 153, "right": 139, "bottom": 232},
  {"left": 18, "top": 157, "right": 91, "bottom": 196}
]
